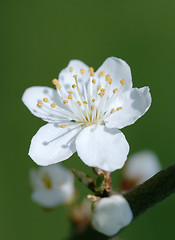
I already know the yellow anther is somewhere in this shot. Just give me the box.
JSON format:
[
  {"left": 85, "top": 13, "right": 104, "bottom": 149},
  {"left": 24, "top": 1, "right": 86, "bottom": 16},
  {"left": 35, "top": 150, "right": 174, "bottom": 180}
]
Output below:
[
  {"left": 52, "top": 78, "right": 59, "bottom": 85},
  {"left": 63, "top": 100, "right": 68, "bottom": 104},
  {"left": 99, "top": 71, "right": 105, "bottom": 76},
  {"left": 101, "top": 88, "right": 105, "bottom": 93},
  {"left": 110, "top": 108, "right": 115, "bottom": 114},
  {"left": 117, "top": 106, "right": 122, "bottom": 111},
  {"left": 51, "top": 102, "right": 56, "bottom": 108},
  {"left": 68, "top": 91, "right": 73, "bottom": 94},
  {"left": 69, "top": 67, "right": 73, "bottom": 72},
  {"left": 91, "top": 105, "right": 95, "bottom": 111},
  {"left": 92, "top": 79, "right": 96, "bottom": 84},
  {"left": 56, "top": 83, "right": 62, "bottom": 89},
  {"left": 83, "top": 101, "right": 88, "bottom": 104},
  {"left": 92, "top": 99, "right": 95, "bottom": 102},
  {"left": 77, "top": 101, "right": 82, "bottom": 106},
  {"left": 97, "top": 85, "right": 101, "bottom": 91},
  {"left": 120, "top": 79, "right": 126, "bottom": 85},
  {"left": 109, "top": 78, "right": 113, "bottom": 85},
  {"left": 68, "top": 95, "right": 73, "bottom": 100},
  {"left": 98, "top": 92, "right": 105, "bottom": 98},
  {"left": 43, "top": 98, "right": 48, "bottom": 102},
  {"left": 113, "top": 88, "right": 118, "bottom": 94},
  {"left": 90, "top": 72, "right": 95, "bottom": 77},
  {"left": 37, "top": 101, "right": 43, "bottom": 107},
  {"left": 60, "top": 124, "right": 67, "bottom": 128},
  {"left": 72, "top": 84, "right": 76, "bottom": 88},
  {"left": 105, "top": 74, "right": 111, "bottom": 82},
  {"left": 88, "top": 67, "right": 94, "bottom": 73},
  {"left": 80, "top": 69, "right": 85, "bottom": 74}
]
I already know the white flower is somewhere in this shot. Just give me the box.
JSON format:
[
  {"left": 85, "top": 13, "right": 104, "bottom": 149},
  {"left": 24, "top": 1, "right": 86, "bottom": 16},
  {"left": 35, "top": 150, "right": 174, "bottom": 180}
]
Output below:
[
  {"left": 122, "top": 150, "right": 161, "bottom": 189},
  {"left": 30, "top": 164, "right": 74, "bottom": 208},
  {"left": 91, "top": 195, "right": 133, "bottom": 236},
  {"left": 22, "top": 57, "right": 151, "bottom": 171}
]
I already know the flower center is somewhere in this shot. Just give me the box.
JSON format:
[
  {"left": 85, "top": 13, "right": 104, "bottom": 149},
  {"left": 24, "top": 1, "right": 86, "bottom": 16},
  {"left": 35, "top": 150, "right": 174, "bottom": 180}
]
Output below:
[
  {"left": 37, "top": 67, "right": 125, "bottom": 128},
  {"left": 42, "top": 173, "right": 52, "bottom": 189}
]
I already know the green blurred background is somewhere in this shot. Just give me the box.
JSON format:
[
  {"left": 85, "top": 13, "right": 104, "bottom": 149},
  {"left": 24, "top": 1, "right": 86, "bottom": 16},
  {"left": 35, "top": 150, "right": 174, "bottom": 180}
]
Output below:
[{"left": 1, "top": 0, "right": 175, "bottom": 239}]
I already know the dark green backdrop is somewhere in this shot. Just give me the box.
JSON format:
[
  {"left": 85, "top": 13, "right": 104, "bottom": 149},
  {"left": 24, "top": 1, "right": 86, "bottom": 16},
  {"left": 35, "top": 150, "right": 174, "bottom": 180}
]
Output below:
[{"left": 1, "top": 0, "right": 175, "bottom": 239}]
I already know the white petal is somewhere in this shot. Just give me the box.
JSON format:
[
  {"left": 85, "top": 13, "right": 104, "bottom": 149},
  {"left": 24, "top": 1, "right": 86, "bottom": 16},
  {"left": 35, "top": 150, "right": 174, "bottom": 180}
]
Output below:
[
  {"left": 95, "top": 57, "right": 132, "bottom": 91},
  {"left": 105, "top": 87, "right": 152, "bottom": 129},
  {"left": 91, "top": 195, "right": 133, "bottom": 236},
  {"left": 22, "top": 86, "right": 64, "bottom": 120},
  {"left": 29, "top": 123, "right": 81, "bottom": 166},
  {"left": 123, "top": 150, "right": 161, "bottom": 184},
  {"left": 75, "top": 125, "right": 129, "bottom": 172},
  {"left": 31, "top": 189, "right": 69, "bottom": 208},
  {"left": 58, "top": 59, "right": 90, "bottom": 90}
]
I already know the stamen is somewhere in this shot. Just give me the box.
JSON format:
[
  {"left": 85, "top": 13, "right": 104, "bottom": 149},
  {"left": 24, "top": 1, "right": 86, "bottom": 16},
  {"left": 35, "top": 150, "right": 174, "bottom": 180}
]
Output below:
[
  {"left": 99, "top": 71, "right": 105, "bottom": 76},
  {"left": 68, "top": 91, "right": 73, "bottom": 94},
  {"left": 91, "top": 105, "right": 95, "bottom": 111},
  {"left": 92, "top": 99, "right": 95, "bottom": 102},
  {"left": 56, "top": 83, "right": 62, "bottom": 89},
  {"left": 83, "top": 101, "right": 88, "bottom": 104},
  {"left": 108, "top": 78, "right": 113, "bottom": 85},
  {"left": 92, "top": 79, "right": 96, "bottom": 84},
  {"left": 60, "top": 124, "right": 67, "bottom": 128},
  {"left": 73, "top": 75, "right": 84, "bottom": 103},
  {"left": 90, "top": 72, "right": 95, "bottom": 77},
  {"left": 72, "top": 84, "right": 76, "bottom": 88},
  {"left": 105, "top": 74, "right": 110, "bottom": 82},
  {"left": 113, "top": 88, "right": 118, "bottom": 94},
  {"left": 88, "top": 67, "right": 94, "bottom": 73},
  {"left": 110, "top": 108, "right": 115, "bottom": 114},
  {"left": 97, "top": 85, "right": 101, "bottom": 91},
  {"left": 77, "top": 101, "right": 82, "bottom": 106},
  {"left": 43, "top": 98, "right": 48, "bottom": 102},
  {"left": 68, "top": 95, "right": 73, "bottom": 100},
  {"left": 120, "top": 79, "right": 126, "bottom": 85},
  {"left": 80, "top": 69, "right": 85, "bottom": 74},
  {"left": 52, "top": 79, "right": 58, "bottom": 85},
  {"left": 98, "top": 92, "right": 105, "bottom": 98},
  {"left": 51, "top": 102, "right": 56, "bottom": 108},
  {"left": 69, "top": 67, "right": 73, "bottom": 72},
  {"left": 63, "top": 100, "right": 69, "bottom": 104},
  {"left": 117, "top": 107, "right": 122, "bottom": 111},
  {"left": 37, "top": 101, "right": 43, "bottom": 107},
  {"left": 101, "top": 88, "right": 105, "bottom": 93}
]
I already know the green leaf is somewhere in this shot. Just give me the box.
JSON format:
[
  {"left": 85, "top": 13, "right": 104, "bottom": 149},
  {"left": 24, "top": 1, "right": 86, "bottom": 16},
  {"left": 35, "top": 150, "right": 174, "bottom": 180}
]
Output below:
[{"left": 95, "top": 173, "right": 104, "bottom": 188}]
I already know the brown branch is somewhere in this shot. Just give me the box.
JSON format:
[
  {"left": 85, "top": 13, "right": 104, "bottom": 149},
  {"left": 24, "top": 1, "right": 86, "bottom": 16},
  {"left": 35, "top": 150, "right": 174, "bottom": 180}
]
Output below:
[{"left": 69, "top": 163, "right": 175, "bottom": 239}]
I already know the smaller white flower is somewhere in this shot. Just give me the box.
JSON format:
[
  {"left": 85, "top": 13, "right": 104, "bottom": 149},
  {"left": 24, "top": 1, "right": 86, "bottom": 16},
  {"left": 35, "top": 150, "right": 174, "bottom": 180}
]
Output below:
[
  {"left": 122, "top": 150, "right": 161, "bottom": 190},
  {"left": 91, "top": 195, "right": 133, "bottom": 236},
  {"left": 30, "top": 164, "right": 74, "bottom": 208}
]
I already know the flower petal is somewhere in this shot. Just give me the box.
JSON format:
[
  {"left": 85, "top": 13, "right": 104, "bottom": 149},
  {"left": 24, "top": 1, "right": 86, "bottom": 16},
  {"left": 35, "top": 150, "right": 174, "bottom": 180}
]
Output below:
[
  {"left": 75, "top": 125, "right": 129, "bottom": 172},
  {"left": 29, "top": 123, "right": 81, "bottom": 166},
  {"left": 22, "top": 86, "right": 64, "bottom": 120},
  {"left": 95, "top": 57, "right": 132, "bottom": 91},
  {"left": 105, "top": 87, "right": 151, "bottom": 129},
  {"left": 58, "top": 59, "right": 90, "bottom": 90}
]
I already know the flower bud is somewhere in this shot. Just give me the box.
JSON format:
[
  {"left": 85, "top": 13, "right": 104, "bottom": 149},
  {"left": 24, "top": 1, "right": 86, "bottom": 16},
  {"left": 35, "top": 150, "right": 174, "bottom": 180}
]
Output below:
[
  {"left": 121, "top": 150, "right": 161, "bottom": 190},
  {"left": 91, "top": 195, "right": 133, "bottom": 236}
]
